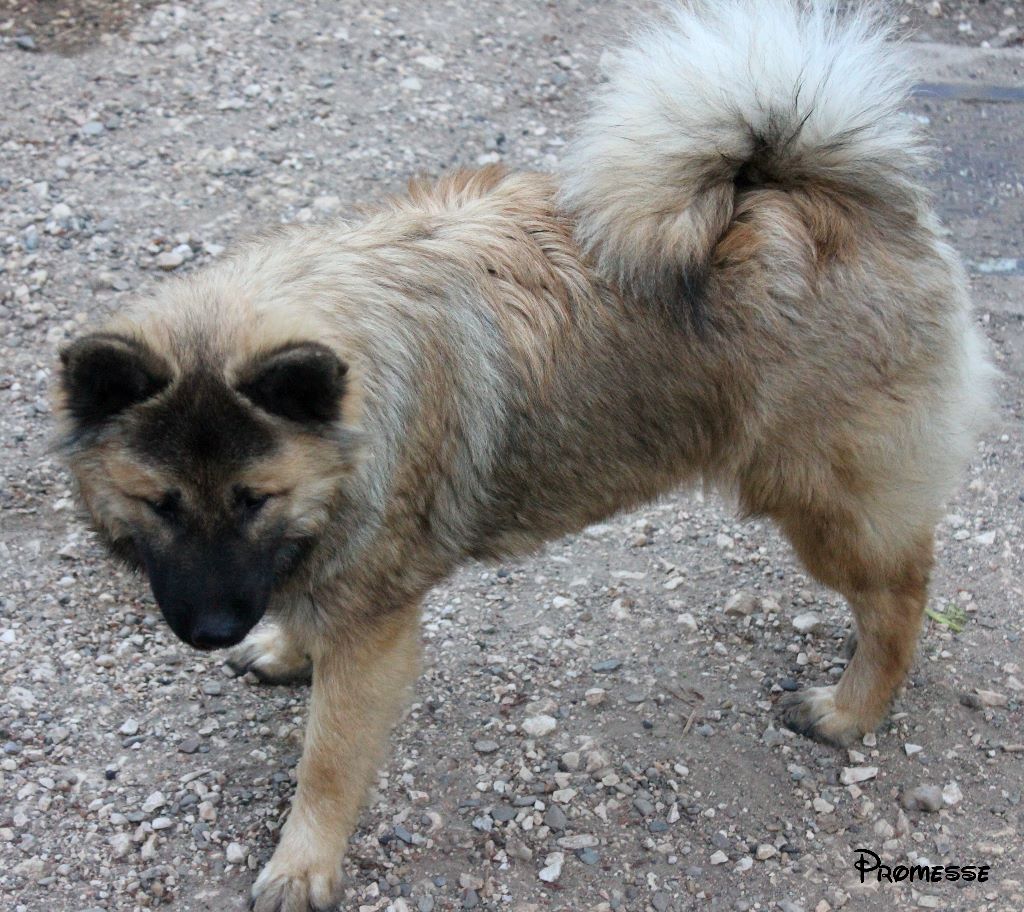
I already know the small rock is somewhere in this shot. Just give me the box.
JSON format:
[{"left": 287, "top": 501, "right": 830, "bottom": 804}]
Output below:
[
  {"left": 109, "top": 833, "right": 133, "bottom": 859},
  {"left": 474, "top": 740, "right": 499, "bottom": 754},
  {"left": 677, "top": 612, "right": 698, "bottom": 632},
  {"left": 584, "top": 687, "right": 607, "bottom": 706},
  {"left": 119, "top": 719, "right": 140, "bottom": 736},
  {"left": 710, "top": 850, "right": 728, "bottom": 865},
  {"left": 813, "top": 797, "right": 835, "bottom": 814},
  {"left": 792, "top": 612, "right": 822, "bottom": 635},
  {"left": 141, "top": 791, "right": 165, "bottom": 814},
  {"left": 873, "top": 819, "right": 895, "bottom": 839},
  {"left": 506, "top": 837, "right": 533, "bottom": 861},
  {"left": 178, "top": 737, "right": 201, "bottom": 754},
  {"left": 578, "top": 847, "right": 600, "bottom": 865},
  {"left": 522, "top": 715, "right": 557, "bottom": 737},
  {"left": 901, "top": 785, "right": 943, "bottom": 813},
  {"left": 591, "top": 658, "right": 623, "bottom": 673},
  {"left": 538, "top": 851, "right": 564, "bottom": 883},
  {"left": 560, "top": 751, "right": 581, "bottom": 771},
  {"left": 840, "top": 766, "right": 878, "bottom": 785},
  {"left": 394, "top": 825, "right": 417, "bottom": 845},
  {"left": 633, "top": 797, "right": 655, "bottom": 817},
  {"left": 156, "top": 251, "right": 185, "bottom": 271},
  {"left": 140, "top": 833, "right": 158, "bottom": 861},
  {"left": 543, "top": 804, "right": 568, "bottom": 831},
  {"left": 941, "top": 782, "right": 963, "bottom": 807},
  {"left": 974, "top": 689, "right": 1008, "bottom": 708},
  {"left": 226, "top": 842, "right": 246, "bottom": 865},
  {"left": 756, "top": 843, "right": 777, "bottom": 860},
  {"left": 724, "top": 591, "right": 758, "bottom": 616},
  {"left": 415, "top": 55, "right": 446, "bottom": 71}
]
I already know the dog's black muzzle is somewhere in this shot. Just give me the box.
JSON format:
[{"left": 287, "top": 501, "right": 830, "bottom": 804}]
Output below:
[{"left": 138, "top": 533, "right": 274, "bottom": 650}]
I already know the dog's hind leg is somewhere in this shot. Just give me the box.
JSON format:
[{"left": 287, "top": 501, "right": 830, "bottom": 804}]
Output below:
[
  {"left": 226, "top": 622, "right": 313, "bottom": 685},
  {"left": 774, "top": 506, "right": 934, "bottom": 747}
]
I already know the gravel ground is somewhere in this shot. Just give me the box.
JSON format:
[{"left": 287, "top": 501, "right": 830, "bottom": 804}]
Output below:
[{"left": 1, "top": 2, "right": 1022, "bottom": 912}]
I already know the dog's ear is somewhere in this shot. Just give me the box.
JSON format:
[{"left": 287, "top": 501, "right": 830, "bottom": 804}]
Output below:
[
  {"left": 237, "top": 342, "right": 348, "bottom": 424},
  {"left": 59, "top": 333, "right": 171, "bottom": 427}
]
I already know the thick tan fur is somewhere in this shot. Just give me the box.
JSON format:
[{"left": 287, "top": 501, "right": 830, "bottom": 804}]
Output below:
[
  {"left": 55, "top": 4, "right": 995, "bottom": 908},
  {"left": 58, "top": 162, "right": 991, "bottom": 908}
]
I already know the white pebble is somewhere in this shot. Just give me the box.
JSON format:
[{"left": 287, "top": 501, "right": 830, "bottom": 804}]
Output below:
[
  {"left": 840, "top": 766, "right": 879, "bottom": 785},
  {"left": 538, "top": 851, "right": 564, "bottom": 882},
  {"left": 792, "top": 612, "right": 822, "bottom": 634},
  {"left": 522, "top": 715, "right": 557, "bottom": 737}
]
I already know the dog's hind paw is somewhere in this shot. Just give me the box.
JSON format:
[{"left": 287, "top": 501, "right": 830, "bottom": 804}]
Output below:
[
  {"left": 251, "top": 819, "right": 344, "bottom": 912},
  {"left": 251, "top": 865, "right": 340, "bottom": 912},
  {"left": 226, "top": 624, "right": 312, "bottom": 686},
  {"left": 778, "top": 686, "right": 865, "bottom": 748}
]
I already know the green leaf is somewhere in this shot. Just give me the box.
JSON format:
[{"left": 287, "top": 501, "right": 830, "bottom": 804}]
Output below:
[{"left": 925, "top": 603, "right": 968, "bottom": 634}]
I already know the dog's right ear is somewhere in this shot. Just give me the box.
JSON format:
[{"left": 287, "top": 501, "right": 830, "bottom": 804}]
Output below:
[{"left": 59, "top": 333, "right": 171, "bottom": 428}]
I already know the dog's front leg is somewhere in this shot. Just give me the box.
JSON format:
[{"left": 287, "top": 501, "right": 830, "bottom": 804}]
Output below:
[{"left": 251, "top": 604, "right": 421, "bottom": 912}]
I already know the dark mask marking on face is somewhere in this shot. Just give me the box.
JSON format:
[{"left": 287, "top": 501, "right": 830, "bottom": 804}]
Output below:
[{"left": 129, "top": 371, "right": 276, "bottom": 470}]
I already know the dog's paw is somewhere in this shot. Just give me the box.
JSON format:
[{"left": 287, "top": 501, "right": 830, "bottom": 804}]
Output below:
[
  {"left": 227, "top": 624, "right": 312, "bottom": 685},
  {"left": 251, "top": 852, "right": 342, "bottom": 912},
  {"left": 778, "top": 686, "right": 865, "bottom": 747}
]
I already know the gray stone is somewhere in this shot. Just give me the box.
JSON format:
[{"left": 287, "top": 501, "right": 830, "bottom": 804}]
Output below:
[
  {"left": 473, "top": 739, "right": 499, "bottom": 754},
  {"left": 902, "top": 785, "right": 943, "bottom": 813},
  {"left": 543, "top": 804, "right": 568, "bottom": 831},
  {"left": 591, "top": 658, "right": 623, "bottom": 673}
]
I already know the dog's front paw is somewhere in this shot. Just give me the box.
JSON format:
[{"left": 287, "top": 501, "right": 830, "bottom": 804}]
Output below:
[
  {"left": 251, "top": 850, "right": 342, "bottom": 912},
  {"left": 227, "top": 624, "right": 312, "bottom": 685},
  {"left": 778, "top": 685, "right": 864, "bottom": 747}
]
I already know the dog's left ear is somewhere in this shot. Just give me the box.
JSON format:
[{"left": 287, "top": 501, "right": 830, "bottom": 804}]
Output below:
[{"left": 237, "top": 342, "right": 348, "bottom": 424}]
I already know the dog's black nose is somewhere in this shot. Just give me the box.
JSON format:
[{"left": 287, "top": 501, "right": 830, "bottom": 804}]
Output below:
[{"left": 188, "top": 614, "right": 251, "bottom": 651}]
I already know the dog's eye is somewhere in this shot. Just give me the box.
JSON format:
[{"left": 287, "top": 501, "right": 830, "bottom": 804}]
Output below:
[
  {"left": 146, "top": 491, "right": 181, "bottom": 521},
  {"left": 236, "top": 488, "right": 270, "bottom": 516}
]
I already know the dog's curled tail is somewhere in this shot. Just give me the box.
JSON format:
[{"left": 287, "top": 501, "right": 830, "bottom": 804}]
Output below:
[{"left": 559, "top": 0, "right": 923, "bottom": 303}]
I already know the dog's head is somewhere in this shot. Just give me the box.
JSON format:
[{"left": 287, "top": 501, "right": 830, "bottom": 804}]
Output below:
[{"left": 56, "top": 329, "right": 358, "bottom": 650}]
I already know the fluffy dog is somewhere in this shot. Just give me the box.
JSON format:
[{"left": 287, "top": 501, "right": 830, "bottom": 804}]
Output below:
[{"left": 55, "top": 2, "right": 993, "bottom": 908}]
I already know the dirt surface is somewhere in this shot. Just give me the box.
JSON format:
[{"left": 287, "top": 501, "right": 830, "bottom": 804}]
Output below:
[{"left": 1, "top": 3, "right": 1022, "bottom": 912}]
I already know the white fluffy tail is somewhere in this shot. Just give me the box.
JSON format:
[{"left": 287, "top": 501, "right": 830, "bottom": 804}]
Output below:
[{"left": 560, "top": 0, "right": 924, "bottom": 298}]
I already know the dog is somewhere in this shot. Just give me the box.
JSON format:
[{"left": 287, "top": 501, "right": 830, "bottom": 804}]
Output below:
[{"left": 54, "top": 2, "right": 994, "bottom": 909}]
